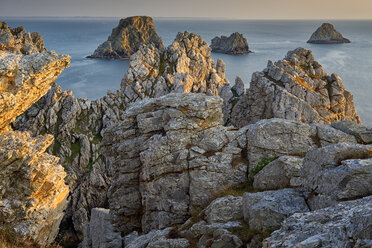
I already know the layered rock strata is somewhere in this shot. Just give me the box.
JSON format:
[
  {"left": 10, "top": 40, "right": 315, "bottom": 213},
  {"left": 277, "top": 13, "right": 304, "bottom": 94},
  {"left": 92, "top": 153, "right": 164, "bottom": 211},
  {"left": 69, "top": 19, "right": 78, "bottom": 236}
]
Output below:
[
  {"left": 103, "top": 93, "right": 248, "bottom": 235},
  {"left": 229, "top": 47, "right": 360, "bottom": 127},
  {"left": 88, "top": 16, "right": 164, "bottom": 59},
  {"left": 211, "top": 32, "right": 251, "bottom": 55},
  {"left": 0, "top": 23, "right": 70, "bottom": 247},
  {"left": 307, "top": 23, "right": 351, "bottom": 44}
]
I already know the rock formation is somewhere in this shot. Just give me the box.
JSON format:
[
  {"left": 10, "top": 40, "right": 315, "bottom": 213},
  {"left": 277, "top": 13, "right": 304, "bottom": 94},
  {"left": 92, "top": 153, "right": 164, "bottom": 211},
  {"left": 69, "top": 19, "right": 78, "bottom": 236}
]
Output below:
[
  {"left": 0, "top": 23, "right": 70, "bottom": 247},
  {"left": 307, "top": 23, "right": 351, "bottom": 44},
  {"left": 103, "top": 93, "right": 248, "bottom": 235},
  {"left": 88, "top": 16, "right": 164, "bottom": 59},
  {"left": 211, "top": 32, "right": 251, "bottom": 55},
  {"left": 229, "top": 47, "right": 360, "bottom": 127},
  {"left": 0, "top": 21, "right": 46, "bottom": 54}
]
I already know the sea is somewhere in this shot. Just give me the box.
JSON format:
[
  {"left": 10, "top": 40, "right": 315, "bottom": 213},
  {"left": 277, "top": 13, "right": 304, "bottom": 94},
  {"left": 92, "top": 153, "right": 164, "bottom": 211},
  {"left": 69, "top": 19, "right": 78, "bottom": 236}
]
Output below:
[{"left": 2, "top": 17, "right": 372, "bottom": 126}]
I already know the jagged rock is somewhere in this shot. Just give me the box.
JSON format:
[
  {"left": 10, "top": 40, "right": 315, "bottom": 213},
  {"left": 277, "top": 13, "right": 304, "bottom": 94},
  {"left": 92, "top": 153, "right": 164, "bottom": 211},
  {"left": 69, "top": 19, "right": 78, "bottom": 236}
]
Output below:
[
  {"left": 263, "top": 196, "right": 372, "bottom": 247},
  {"left": 253, "top": 156, "right": 304, "bottom": 190},
  {"left": 0, "top": 50, "right": 70, "bottom": 132},
  {"left": 229, "top": 48, "right": 360, "bottom": 128},
  {"left": 82, "top": 208, "right": 122, "bottom": 248},
  {"left": 307, "top": 23, "right": 351, "bottom": 44},
  {"left": 204, "top": 196, "right": 243, "bottom": 224},
  {"left": 104, "top": 93, "right": 248, "bottom": 234},
  {"left": 242, "top": 189, "right": 309, "bottom": 231},
  {"left": 246, "top": 118, "right": 356, "bottom": 170},
  {"left": 14, "top": 85, "right": 126, "bottom": 240},
  {"left": 211, "top": 32, "right": 251, "bottom": 55},
  {"left": 121, "top": 31, "right": 229, "bottom": 104},
  {"left": 0, "top": 25, "right": 69, "bottom": 246},
  {"left": 88, "top": 16, "right": 164, "bottom": 59},
  {"left": 300, "top": 143, "right": 372, "bottom": 210},
  {"left": 0, "top": 21, "right": 46, "bottom": 54},
  {"left": 331, "top": 120, "right": 372, "bottom": 144}
]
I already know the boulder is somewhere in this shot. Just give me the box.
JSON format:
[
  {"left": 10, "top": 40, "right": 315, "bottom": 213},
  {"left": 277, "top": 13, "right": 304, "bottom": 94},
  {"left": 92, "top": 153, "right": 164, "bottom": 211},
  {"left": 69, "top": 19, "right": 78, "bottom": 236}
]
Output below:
[
  {"left": 82, "top": 208, "right": 122, "bottom": 248},
  {"left": 300, "top": 143, "right": 372, "bottom": 210},
  {"left": 211, "top": 32, "right": 251, "bottom": 55},
  {"left": 331, "top": 120, "right": 372, "bottom": 144},
  {"left": 229, "top": 48, "right": 360, "bottom": 127},
  {"left": 204, "top": 196, "right": 243, "bottom": 224},
  {"left": 88, "top": 16, "right": 164, "bottom": 59},
  {"left": 263, "top": 196, "right": 372, "bottom": 247},
  {"left": 307, "top": 23, "right": 351, "bottom": 44},
  {"left": 242, "top": 189, "right": 309, "bottom": 231}
]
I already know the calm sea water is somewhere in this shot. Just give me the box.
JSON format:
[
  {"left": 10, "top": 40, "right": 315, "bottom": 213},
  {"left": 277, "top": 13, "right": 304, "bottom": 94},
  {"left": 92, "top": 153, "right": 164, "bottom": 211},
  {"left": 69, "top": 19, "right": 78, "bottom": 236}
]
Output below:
[{"left": 2, "top": 18, "right": 372, "bottom": 126}]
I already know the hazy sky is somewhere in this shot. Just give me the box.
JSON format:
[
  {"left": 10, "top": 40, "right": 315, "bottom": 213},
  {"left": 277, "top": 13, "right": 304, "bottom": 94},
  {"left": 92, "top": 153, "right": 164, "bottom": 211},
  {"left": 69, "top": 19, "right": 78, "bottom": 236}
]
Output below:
[{"left": 1, "top": 0, "right": 371, "bottom": 19}]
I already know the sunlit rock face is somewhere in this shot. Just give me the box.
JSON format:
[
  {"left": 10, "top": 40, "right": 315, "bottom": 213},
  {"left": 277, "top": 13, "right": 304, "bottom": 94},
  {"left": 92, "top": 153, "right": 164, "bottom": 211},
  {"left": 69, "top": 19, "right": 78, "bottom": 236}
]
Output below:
[
  {"left": 88, "top": 16, "right": 164, "bottom": 59},
  {"left": 0, "top": 22, "right": 70, "bottom": 247},
  {"left": 229, "top": 47, "right": 360, "bottom": 127}
]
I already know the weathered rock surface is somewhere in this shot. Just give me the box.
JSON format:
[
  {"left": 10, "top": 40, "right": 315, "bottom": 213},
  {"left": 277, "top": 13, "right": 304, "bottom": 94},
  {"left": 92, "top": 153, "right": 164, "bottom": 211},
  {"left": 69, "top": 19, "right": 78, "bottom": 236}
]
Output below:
[
  {"left": 0, "top": 23, "right": 69, "bottom": 246},
  {"left": 104, "top": 93, "right": 248, "bottom": 234},
  {"left": 88, "top": 16, "right": 164, "bottom": 59},
  {"left": 0, "top": 21, "right": 46, "bottom": 54},
  {"left": 307, "top": 23, "right": 351, "bottom": 44},
  {"left": 243, "top": 189, "right": 309, "bottom": 231},
  {"left": 211, "top": 32, "right": 251, "bottom": 55},
  {"left": 253, "top": 156, "right": 304, "bottom": 190},
  {"left": 121, "top": 31, "right": 229, "bottom": 103},
  {"left": 82, "top": 208, "right": 122, "bottom": 248},
  {"left": 246, "top": 118, "right": 356, "bottom": 170},
  {"left": 204, "top": 196, "right": 243, "bottom": 224},
  {"left": 14, "top": 85, "right": 126, "bottom": 240},
  {"left": 0, "top": 50, "right": 70, "bottom": 132},
  {"left": 300, "top": 143, "right": 372, "bottom": 210},
  {"left": 229, "top": 47, "right": 360, "bottom": 127},
  {"left": 331, "top": 120, "right": 372, "bottom": 144},
  {"left": 263, "top": 196, "right": 372, "bottom": 247}
]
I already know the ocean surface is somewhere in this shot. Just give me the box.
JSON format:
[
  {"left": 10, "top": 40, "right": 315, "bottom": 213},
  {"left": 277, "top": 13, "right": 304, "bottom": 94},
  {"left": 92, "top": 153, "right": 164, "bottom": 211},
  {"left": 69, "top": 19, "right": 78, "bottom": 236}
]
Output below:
[{"left": 2, "top": 18, "right": 372, "bottom": 126}]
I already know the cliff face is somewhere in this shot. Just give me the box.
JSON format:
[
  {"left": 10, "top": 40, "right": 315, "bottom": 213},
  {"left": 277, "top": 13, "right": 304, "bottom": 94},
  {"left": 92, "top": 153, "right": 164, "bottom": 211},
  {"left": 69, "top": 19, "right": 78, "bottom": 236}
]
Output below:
[
  {"left": 229, "top": 47, "right": 360, "bottom": 127},
  {"left": 307, "top": 23, "right": 350, "bottom": 44},
  {"left": 0, "top": 22, "right": 70, "bottom": 247},
  {"left": 211, "top": 32, "right": 251, "bottom": 55},
  {"left": 88, "top": 16, "right": 164, "bottom": 59}
]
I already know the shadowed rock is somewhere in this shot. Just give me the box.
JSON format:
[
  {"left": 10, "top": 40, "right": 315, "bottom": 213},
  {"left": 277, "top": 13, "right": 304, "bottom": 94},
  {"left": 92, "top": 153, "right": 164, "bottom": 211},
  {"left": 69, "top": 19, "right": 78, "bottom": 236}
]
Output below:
[
  {"left": 88, "top": 16, "right": 164, "bottom": 59},
  {"left": 211, "top": 32, "right": 251, "bottom": 55},
  {"left": 307, "top": 23, "right": 350, "bottom": 44}
]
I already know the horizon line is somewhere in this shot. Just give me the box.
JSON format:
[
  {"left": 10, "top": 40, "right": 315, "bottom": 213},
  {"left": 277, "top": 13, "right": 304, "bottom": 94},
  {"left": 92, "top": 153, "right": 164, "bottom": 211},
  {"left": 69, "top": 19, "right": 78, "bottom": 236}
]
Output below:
[{"left": 1, "top": 15, "right": 372, "bottom": 21}]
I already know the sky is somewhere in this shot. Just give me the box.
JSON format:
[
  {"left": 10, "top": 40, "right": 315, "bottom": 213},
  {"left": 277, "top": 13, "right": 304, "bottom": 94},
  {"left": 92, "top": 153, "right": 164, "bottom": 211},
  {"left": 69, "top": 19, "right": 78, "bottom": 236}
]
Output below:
[{"left": 0, "top": 0, "right": 372, "bottom": 19}]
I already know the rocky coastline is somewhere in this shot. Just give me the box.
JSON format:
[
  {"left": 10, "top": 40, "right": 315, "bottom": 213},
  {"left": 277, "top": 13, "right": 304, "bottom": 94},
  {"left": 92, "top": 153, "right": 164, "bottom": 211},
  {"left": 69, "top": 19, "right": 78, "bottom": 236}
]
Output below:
[{"left": 1, "top": 21, "right": 371, "bottom": 248}]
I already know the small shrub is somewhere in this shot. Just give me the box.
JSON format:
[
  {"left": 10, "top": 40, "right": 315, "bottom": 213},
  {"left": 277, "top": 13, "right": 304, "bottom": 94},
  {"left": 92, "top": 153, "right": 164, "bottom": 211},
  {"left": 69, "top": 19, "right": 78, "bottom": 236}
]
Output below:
[{"left": 250, "top": 156, "right": 278, "bottom": 175}]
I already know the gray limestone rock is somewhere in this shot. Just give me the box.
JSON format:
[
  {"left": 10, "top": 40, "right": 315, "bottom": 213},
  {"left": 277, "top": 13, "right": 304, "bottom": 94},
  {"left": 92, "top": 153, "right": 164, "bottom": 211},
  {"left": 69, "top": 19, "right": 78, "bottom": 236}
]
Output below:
[
  {"left": 243, "top": 189, "right": 309, "bottom": 231},
  {"left": 300, "top": 143, "right": 372, "bottom": 210},
  {"left": 263, "top": 196, "right": 372, "bottom": 248},
  {"left": 204, "top": 196, "right": 243, "bottom": 224},
  {"left": 88, "top": 16, "right": 164, "bottom": 59},
  {"left": 331, "top": 120, "right": 372, "bottom": 144},
  {"left": 307, "top": 23, "right": 351, "bottom": 44},
  {"left": 211, "top": 32, "right": 251, "bottom": 55}
]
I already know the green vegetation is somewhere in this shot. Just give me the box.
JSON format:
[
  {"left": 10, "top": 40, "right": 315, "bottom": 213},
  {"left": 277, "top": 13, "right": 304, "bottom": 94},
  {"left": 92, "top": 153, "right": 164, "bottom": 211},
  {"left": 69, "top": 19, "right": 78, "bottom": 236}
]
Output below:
[{"left": 250, "top": 156, "right": 278, "bottom": 175}]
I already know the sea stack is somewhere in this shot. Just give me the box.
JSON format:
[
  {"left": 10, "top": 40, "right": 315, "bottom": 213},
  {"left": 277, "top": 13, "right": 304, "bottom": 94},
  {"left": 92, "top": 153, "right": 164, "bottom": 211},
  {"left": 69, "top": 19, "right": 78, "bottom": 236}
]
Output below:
[
  {"left": 307, "top": 23, "right": 350, "bottom": 44},
  {"left": 88, "top": 16, "right": 164, "bottom": 59},
  {"left": 211, "top": 32, "right": 251, "bottom": 54}
]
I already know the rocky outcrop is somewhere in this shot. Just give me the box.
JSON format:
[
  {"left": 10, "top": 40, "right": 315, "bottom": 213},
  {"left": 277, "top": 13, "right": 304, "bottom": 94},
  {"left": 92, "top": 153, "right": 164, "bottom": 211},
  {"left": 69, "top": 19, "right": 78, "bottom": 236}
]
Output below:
[
  {"left": 331, "top": 120, "right": 372, "bottom": 144},
  {"left": 88, "top": 16, "right": 164, "bottom": 59},
  {"left": 229, "top": 48, "right": 360, "bottom": 127},
  {"left": 300, "top": 143, "right": 372, "bottom": 210},
  {"left": 263, "top": 196, "right": 372, "bottom": 247},
  {"left": 0, "top": 21, "right": 46, "bottom": 54},
  {"left": 103, "top": 93, "right": 248, "bottom": 235},
  {"left": 121, "top": 31, "right": 229, "bottom": 103},
  {"left": 14, "top": 85, "right": 126, "bottom": 240},
  {"left": 211, "top": 32, "right": 251, "bottom": 55},
  {"left": 307, "top": 23, "right": 350, "bottom": 44},
  {"left": 0, "top": 23, "right": 70, "bottom": 247}
]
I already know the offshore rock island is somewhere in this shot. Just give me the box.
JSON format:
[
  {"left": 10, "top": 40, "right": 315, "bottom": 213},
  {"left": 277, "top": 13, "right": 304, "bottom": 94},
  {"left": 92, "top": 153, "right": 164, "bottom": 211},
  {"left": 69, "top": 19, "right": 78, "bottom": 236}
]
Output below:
[
  {"left": 211, "top": 32, "right": 251, "bottom": 55},
  {"left": 307, "top": 23, "right": 351, "bottom": 44},
  {"left": 0, "top": 20, "right": 371, "bottom": 248},
  {"left": 87, "top": 16, "right": 164, "bottom": 59}
]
